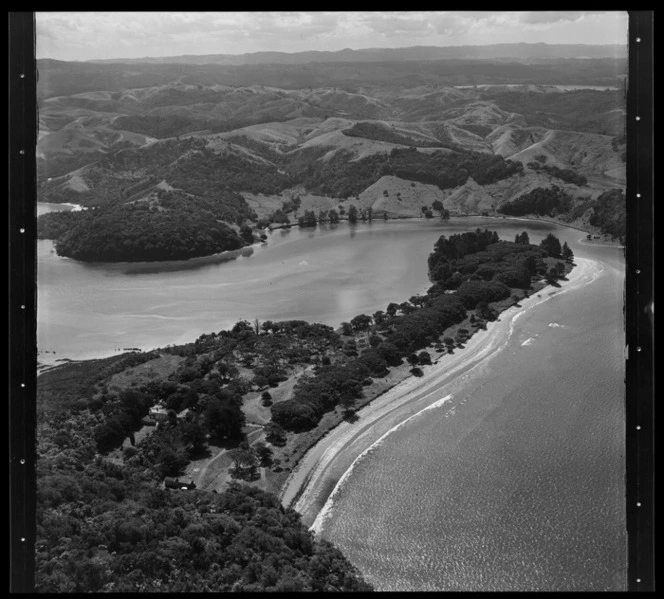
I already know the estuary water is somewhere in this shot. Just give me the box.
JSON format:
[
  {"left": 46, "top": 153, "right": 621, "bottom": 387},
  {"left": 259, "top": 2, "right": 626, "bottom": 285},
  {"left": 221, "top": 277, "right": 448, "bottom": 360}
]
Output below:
[{"left": 37, "top": 208, "right": 576, "bottom": 363}]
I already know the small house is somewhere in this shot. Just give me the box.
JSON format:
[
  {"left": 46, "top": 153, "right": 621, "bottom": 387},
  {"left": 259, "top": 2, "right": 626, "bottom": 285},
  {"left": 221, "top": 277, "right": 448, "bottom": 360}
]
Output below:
[
  {"left": 164, "top": 477, "right": 196, "bottom": 490},
  {"left": 149, "top": 404, "right": 170, "bottom": 422}
]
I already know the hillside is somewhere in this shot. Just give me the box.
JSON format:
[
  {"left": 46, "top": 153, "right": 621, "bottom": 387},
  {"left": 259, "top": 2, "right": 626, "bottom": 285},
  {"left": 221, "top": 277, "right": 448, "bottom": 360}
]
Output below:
[
  {"left": 37, "top": 57, "right": 626, "bottom": 99},
  {"left": 36, "top": 58, "right": 627, "bottom": 258}
]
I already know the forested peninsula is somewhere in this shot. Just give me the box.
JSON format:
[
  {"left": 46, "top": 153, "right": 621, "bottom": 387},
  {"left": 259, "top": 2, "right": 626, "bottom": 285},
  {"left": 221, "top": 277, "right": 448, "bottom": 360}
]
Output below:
[
  {"left": 36, "top": 228, "right": 573, "bottom": 591},
  {"left": 38, "top": 189, "right": 253, "bottom": 262}
]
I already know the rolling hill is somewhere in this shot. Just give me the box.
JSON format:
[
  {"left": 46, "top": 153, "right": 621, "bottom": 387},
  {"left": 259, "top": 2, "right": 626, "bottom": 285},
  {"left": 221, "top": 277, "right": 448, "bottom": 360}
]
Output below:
[{"left": 36, "top": 56, "right": 627, "bottom": 259}]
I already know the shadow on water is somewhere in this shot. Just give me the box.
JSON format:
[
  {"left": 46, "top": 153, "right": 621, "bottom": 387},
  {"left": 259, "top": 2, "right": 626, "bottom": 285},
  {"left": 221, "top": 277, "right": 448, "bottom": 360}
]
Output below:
[{"left": 78, "top": 246, "right": 256, "bottom": 275}]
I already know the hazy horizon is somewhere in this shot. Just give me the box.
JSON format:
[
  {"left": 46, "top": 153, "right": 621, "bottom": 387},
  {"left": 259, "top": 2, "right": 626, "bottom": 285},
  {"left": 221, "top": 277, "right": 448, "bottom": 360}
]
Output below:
[
  {"left": 41, "top": 41, "right": 629, "bottom": 64},
  {"left": 36, "top": 11, "right": 628, "bottom": 62}
]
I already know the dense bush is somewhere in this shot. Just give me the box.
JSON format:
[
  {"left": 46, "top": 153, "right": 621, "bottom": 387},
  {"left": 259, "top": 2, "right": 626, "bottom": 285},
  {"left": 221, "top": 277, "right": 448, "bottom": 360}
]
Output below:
[
  {"left": 343, "top": 121, "right": 445, "bottom": 147},
  {"left": 284, "top": 146, "right": 523, "bottom": 199},
  {"left": 37, "top": 210, "right": 81, "bottom": 241},
  {"left": 539, "top": 165, "right": 587, "bottom": 186},
  {"left": 167, "top": 146, "right": 293, "bottom": 197},
  {"left": 93, "top": 389, "right": 150, "bottom": 453},
  {"left": 454, "top": 280, "right": 511, "bottom": 309},
  {"left": 588, "top": 188, "right": 626, "bottom": 240},
  {"left": 53, "top": 200, "right": 246, "bottom": 262},
  {"left": 497, "top": 186, "right": 574, "bottom": 217},
  {"left": 36, "top": 437, "right": 373, "bottom": 593}
]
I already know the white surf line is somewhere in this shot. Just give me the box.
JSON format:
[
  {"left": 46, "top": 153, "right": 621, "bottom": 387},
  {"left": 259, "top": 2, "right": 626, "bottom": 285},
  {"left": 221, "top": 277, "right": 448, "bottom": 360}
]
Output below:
[
  {"left": 290, "top": 381, "right": 456, "bottom": 512},
  {"left": 309, "top": 394, "right": 453, "bottom": 536}
]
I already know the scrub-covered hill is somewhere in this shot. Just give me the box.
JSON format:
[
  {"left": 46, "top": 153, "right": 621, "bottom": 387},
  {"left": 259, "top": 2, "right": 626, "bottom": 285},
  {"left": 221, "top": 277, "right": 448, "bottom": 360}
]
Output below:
[{"left": 36, "top": 58, "right": 627, "bottom": 260}]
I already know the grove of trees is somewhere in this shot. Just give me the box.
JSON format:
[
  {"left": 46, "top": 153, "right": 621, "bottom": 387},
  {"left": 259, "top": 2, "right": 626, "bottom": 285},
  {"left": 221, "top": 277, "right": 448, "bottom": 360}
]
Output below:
[{"left": 497, "top": 186, "right": 573, "bottom": 218}]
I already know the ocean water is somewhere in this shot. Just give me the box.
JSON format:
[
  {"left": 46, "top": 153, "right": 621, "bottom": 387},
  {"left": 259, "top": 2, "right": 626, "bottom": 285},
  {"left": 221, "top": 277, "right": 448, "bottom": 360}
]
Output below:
[{"left": 316, "top": 242, "right": 626, "bottom": 591}]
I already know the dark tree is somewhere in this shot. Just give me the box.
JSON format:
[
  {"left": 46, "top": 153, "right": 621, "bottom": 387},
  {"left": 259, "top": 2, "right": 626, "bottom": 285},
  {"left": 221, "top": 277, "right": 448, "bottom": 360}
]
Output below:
[
  {"left": 373, "top": 310, "right": 386, "bottom": 325},
  {"left": 515, "top": 231, "right": 530, "bottom": 245},
  {"left": 240, "top": 224, "right": 254, "bottom": 243},
  {"left": 475, "top": 301, "right": 494, "bottom": 321},
  {"left": 340, "top": 322, "right": 354, "bottom": 336},
  {"left": 228, "top": 448, "right": 259, "bottom": 481},
  {"left": 540, "top": 233, "right": 562, "bottom": 258},
  {"left": 399, "top": 302, "right": 417, "bottom": 315},
  {"left": 261, "top": 391, "right": 273, "bottom": 407},
  {"left": 204, "top": 397, "right": 245, "bottom": 441},
  {"left": 181, "top": 422, "right": 208, "bottom": 457},
  {"left": 347, "top": 204, "right": 358, "bottom": 224},
  {"left": 368, "top": 334, "right": 382, "bottom": 347},
  {"left": 253, "top": 374, "right": 269, "bottom": 390},
  {"left": 350, "top": 314, "right": 373, "bottom": 332},
  {"left": 418, "top": 351, "right": 432, "bottom": 365},
  {"left": 253, "top": 442, "right": 273, "bottom": 467},
  {"left": 157, "top": 447, "right": 188, "bottom": 478},
  {"left": 265, "top": 422, "right": 287, "bottom": 446}
]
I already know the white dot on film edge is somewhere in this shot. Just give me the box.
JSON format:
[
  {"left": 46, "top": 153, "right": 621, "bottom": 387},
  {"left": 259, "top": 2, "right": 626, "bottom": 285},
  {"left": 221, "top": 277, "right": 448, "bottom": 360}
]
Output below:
[
  {"left": 636, "top": 37, "right": 641, "bottom": 42},
  {"left": 637, "top": 193, "right": 641, "bottom": 198}
]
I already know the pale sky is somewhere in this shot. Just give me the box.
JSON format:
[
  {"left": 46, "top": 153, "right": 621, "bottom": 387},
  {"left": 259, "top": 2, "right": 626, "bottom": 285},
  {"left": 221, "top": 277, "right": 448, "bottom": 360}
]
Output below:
[{"left": 36, "top": 11, "right": 629, "bottom": 62}]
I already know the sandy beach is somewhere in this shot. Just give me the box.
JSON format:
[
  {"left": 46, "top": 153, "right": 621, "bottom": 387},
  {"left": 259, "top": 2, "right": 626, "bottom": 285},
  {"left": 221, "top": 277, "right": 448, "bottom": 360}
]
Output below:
[{"left": 279, "top": 256, "right": 604, "bottom": 529}]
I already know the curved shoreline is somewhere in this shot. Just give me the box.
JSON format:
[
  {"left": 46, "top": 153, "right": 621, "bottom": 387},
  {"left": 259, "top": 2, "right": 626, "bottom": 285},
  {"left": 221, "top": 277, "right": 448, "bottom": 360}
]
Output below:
[{"left": 279, "top": 256, "right": 603, "bottom": 529}]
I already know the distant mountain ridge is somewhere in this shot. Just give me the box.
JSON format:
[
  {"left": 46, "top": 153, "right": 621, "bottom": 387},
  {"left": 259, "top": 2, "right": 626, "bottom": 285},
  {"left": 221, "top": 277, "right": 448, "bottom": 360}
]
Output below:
[
  {"left": 85, "top": 43, "right": 627, "bottom": 66},
  {"left": 37, "top": 56, "right": 626, "bottom": 101}
]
